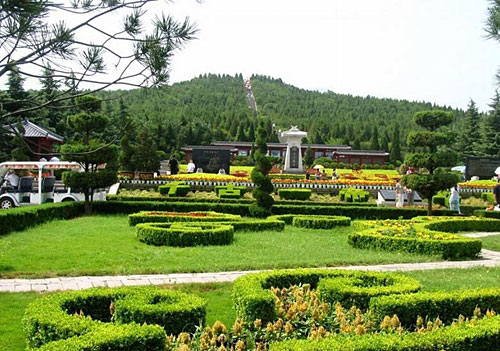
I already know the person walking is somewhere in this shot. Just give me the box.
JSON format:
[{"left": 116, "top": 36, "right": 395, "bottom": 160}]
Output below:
[
  {"left": 395, "top": 179, "right": 404, "bottom": 208},
  {"left": 406, "top": 187, "right": 415, "bottom": 207},
  {"left": 449, "top": 185, "right": 461, "bottom": 214},
  {"left": 169, "top": 155, "right": 179, "bottom": 175}
]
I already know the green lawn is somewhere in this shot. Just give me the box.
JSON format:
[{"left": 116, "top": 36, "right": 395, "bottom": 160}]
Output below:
[
  {"left": 0, "top": 216, "right": 440, "bottom": 278},
  {"left": 481, "top": 234, "right": 500, "bottom": 252},
  {"left": 3, "top": 267, "right": 500, "bottom": 351}
]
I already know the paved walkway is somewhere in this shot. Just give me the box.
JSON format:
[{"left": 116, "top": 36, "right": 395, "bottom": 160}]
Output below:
[{"left": 2, "top": 245, "right": 500, "bottom": 293}]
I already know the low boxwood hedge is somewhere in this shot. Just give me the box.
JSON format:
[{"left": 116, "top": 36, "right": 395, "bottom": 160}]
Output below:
[
  {"left": 370, "top": 287, "right": 500, "bottom": 329},
  {"left": 23, "top": 286, "right": 206, "bottom": 351},
  {"left": 317, "top": 273, "right": 420, "bottom": 310},
  {"left": 339, "top": 187, "right": 370, "bottom": 203},
  {"left": 158, "top": 182, "right": 191, "bottom": 197},
  {"left": 215, "top": 185, "right": 247, "bottom": 199},
  {"left": 481, "top": 192, "right": 495, "bottom": 204},
  {"left": 293, "top": 216, "right": 351, "bottom": 229},
  {"left": 0, "top": 202, "right": 83, "bottom": 236},
  {"left": 135, "top": 222, "right": 234, "bottom": 246},
  {"left": 128, "top": 211, "right": 242, "bottom": 226},
  {"left": 231, "top": 269, "right": 421, "bottom": 324},
  {"left": 270, "top": 315, "right": 500, "bottom": 351},
  {"left": 474, "top": 210, "right": 500, "bottom": 219},
  {"left": 268, "top": 214, "right": 351, "bottom": 228},
  {"left": 278, "top": 189, "right": 312, "bottom": 201},
  {"left": 348, "top": 218, "right": 489, "bottom": 259}
]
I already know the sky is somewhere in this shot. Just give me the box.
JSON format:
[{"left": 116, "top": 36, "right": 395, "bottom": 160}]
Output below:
[
  {"left": 3, "top": 0, "right": 500, "bottom": 112},
  {"left": 162, "top": 0, "right": 500, "bottom": 112}
]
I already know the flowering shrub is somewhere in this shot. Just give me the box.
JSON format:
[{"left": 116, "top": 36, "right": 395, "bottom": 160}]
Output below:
[{"left": 163, "top": 283, "right": 500, "bottom": 351}]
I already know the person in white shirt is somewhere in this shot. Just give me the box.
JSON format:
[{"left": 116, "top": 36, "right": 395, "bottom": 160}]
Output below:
[
  {"left": 187, "top": 160, "right": 196, "bottom": 173},
  {"left": 449, "top": 185, "right": 461, "bottom": 214},
  {"left": 5, "top": 170, "right": 19, "bottom": 188}
]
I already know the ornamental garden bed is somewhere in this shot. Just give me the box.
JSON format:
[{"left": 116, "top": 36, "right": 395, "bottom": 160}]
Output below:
[
  {"left": 18, "top": 268, "right": 500, "bottom": 351},
  {"left": 347, "top": 217, "right": 500, "bottom": 259}
]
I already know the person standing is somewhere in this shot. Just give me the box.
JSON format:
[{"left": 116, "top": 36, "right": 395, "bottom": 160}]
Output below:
[
  {"left": 494, "top": 178, "right": 500, "bottom": 209},
  {"left": 169, "top": 155, "right": 179, "bottom": 175},
  {"left": 395, "top": 179, "right": 404, "bottom": 208},
  {"left": 449, "top": 185, "right": 461, "bottom": 214},
  {"left": 187, "top": 160, "right": 196, "bottom": 173},
  {"left": 406, "top": 187, "right": 415, "bottom": 207}
]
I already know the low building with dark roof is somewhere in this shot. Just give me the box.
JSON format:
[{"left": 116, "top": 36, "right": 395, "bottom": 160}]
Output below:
[
  {"left": 181, "top": 141, "right": 389, "bottom": 165},
  {"left": 2, "top": 118, "right": 64, "bottom": 160}
]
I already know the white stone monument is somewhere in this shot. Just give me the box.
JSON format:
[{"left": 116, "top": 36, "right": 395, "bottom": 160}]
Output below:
[{"left": 281, "top": 126, "right": 307, "bottom": 173}]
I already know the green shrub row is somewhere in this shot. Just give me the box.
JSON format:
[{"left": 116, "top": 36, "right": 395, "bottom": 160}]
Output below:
[
  {"left": 339, "top": 187, "right": 370, "bottom": 203},
  {"left": 268, "top": 214, "right": 351, "bottom": 229},
  {"left": 293, "top": 216, "right": 351, "bottom": 229},
  {"left": 474, "top": 210, "right": 500, "bottom": 219},
  {"left": 231, "top": 269, "right": 421, "bottom": 324},
  {"left": 158, "top": 182, "right": 191, "bottom": 197},
  {"left": 271, "top": 204, "right": 457, "bottom": 219},
  {"left": 317, "top": 274, "right": 420, "bottom": 310},
  {"left": 278, "top": 189, "right": 312, "bottom": 201},
  {"left": 0, "top": 202, "right": 83, "bottom": 236},
  {"left": 24, "top": 286, "right": 206, "bottom": 350},
  {"left": 270, "top": 315, "right": 500, "bottom": 351},
  {"left": 135, "top": 222, "right": 235, "bottom": 246},
  {"left": 370, "top": 288, "right": 500, "bottom": 328},
  {"left": 128, "top": 211, "right": 242, "bottom": 226}
]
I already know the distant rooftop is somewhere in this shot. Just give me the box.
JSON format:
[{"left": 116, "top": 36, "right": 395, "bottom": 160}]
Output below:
[{"left": 2, "top": 118, "right": 64, "bottom": 143}]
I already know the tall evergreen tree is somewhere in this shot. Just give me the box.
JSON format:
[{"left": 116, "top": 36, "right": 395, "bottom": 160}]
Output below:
[
  {"left": 458, "top": 100, "right": 482, "bottom": 159},
  {"left": 133, "top": 128, "right": 160, "bottom": 172},
  {"left": 370, "top": 126, "right": 380, "bottom": 150},
  {"left": 4, "top": 68, "right": 30, "bottom": 120},
  {"left": 250, "top": 118, "right": 274, "bottom": 217},
  {"left": 390, "top": 123, "right": 402, "bottom": 162},
  {"left": 39, "top": 64, "right": 66, "bottom": 134},
  {"left": 481, "top": 92, "right": 500, "bottom": 157},
  {"left": 380, "top": 135, "right": 389, "bottom": 153}
]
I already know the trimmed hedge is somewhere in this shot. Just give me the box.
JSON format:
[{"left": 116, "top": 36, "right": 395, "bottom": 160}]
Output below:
[
  {"left": 348, "top": 218, "right": 488, "bottom": 260},
  {"left": 317, "top": 274, "right": 420, "bottom": 309},
  {"left": 128, "top": 211, "right": 242, "bottom": 226},
  {"left": 23, "top": 286, "right": 206, "bottom": 350},
  {"left": 215, "top": 185, "right": 247, "bottom": 199},
  {"left": 370, "top": 288, "right": 500, "bottom": 329},
  {"left": 474, "top": 210, "right": 500, "bottom": 219},
  {"left": 135, "top": 222, "right": 234, "bottom": 246},
  {"left": 231, "top": 269, "right": 421, "bottom": 324},
  {"left": 278, "top": 189, "right": 312, "bottom": 201},
  {"left": 0, "top": 202, "right": 83, "bottom": 236},
  {"left": 268, "top": 214, "right": 351, "bottom": 229},
  {"left": 158, "top": 182, "right": 191, "bottom": 197},
  {"left": 270, "top": 315, "right": 500, "bottom": 351},
  {"left": 293, "top": 216, "right": 351, "bottom": 229},
  {"left": 339, "top": 187, "right": 370, "bottom": 203}
]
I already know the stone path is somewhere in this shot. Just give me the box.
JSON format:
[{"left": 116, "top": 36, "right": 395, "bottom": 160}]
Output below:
[{"left": 2, "top": 246, "right": 500, "bottom": 293}]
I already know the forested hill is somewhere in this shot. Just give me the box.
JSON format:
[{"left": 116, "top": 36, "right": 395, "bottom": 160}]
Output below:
[{"left": 99, "top": 73, "right": 465, "bottom": 154}]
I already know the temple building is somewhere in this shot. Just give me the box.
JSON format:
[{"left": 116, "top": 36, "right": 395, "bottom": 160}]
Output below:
[
  {"left": 182, "top": 141, "right": 390, "bottom": 165},
  {"left": 2, "top": 118, "right": 64, "bottom": 160}
]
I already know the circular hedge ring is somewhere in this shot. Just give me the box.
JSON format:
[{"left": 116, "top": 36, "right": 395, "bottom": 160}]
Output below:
[
  {"left": 23, "top": 286, "right": 206, "bottom": 351},
  {"left": 135, "top": 222, "right": 234, "bottom": 246},
  {"left": 292, "top": 215, "right": 351, "bottom": 229},
  {"left": 128, "top": 211, "right": 242, "bottom": 226}
]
